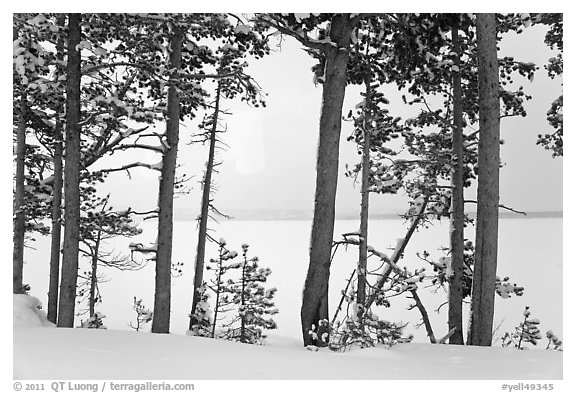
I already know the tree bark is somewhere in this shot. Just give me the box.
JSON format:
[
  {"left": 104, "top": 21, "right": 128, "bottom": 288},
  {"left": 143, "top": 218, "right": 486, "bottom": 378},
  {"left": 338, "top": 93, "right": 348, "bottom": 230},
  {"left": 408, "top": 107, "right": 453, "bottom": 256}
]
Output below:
[
  {"left": 47, "top": 120, "right": 63, "bottom": 323},
  {"left": 448, "top": 23, "right": 465, "bottom": 345},
  {"left": 468, "top": 13, "right": 501, "bottom": 346},
  {"left": 301, "top": 14, "right": 356, "bottom": 346},
  {"left": 410, "top": 289, "right": 436, "bottom": 344},
  {"left": 151, "top": 26, "right": 183, "bottom": 334},
  {"left": 47, "top": 15, "right": 66, "bottom": 324},
  {"left": 357, "top": 78, "right": 371, "bottom": 317},
  {"left": 57, "top": 13, "right": 82, "bottom": 328},
  {"left": 89, "top": 233, "right": 101, "bottom": 317},
  {"left": 13, "top": 91, "right": 27, "bottom": 294},
  {"left": 189, "top": 81, "right": 221, "bottom": 331}
]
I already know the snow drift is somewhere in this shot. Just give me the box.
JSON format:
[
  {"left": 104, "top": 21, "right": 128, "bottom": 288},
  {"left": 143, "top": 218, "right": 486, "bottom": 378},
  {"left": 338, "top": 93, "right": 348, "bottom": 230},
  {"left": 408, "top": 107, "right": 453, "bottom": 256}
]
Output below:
[
  {"left": 13, "top": 294, "right": 561, "bottom": 380},
  {"left": 13, "top": 294, "right": 55, "bottom": 328}
]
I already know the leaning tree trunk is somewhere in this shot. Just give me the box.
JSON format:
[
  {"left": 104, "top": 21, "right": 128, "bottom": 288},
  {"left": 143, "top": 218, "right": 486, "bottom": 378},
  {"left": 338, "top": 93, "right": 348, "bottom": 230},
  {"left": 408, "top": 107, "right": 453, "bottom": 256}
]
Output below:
[
  {"left": 152, "top": 26, "right": 183, "bottom": 334},
  {"left": 189, "top": 80, "right": 222, "bottom": 331},
  {"left": 468, "top": 13, "right": 501, "bottom": 346},
  {"left": 301, "top": 14, "right": 356, "bottom": 347},
  {"left": 13, "top": 91, "right": 27, "bottom": 294},
  {"left": 57, "top": 13, "right": 82, "bottom": 328},
  {"left": 448, "top": 22, "right": 465, "bottom": 345},
  {"left": 47, "top": 120, "right": 63, "bottom": 323}
]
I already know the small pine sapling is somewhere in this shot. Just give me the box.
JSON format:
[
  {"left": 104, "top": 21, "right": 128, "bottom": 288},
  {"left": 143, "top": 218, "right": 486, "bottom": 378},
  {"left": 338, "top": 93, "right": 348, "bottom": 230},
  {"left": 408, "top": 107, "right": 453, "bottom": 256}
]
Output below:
[
  {"left": 129, "top": 297, "right": 153, "bottom": 331},
  {"left": 78, "top": 311, "right": 107, "bottom": 329},
  {"left": 221, "top": 244, "right": 278, "bottom": 344},
  {"left": 501, "top": 306, "right": 542, "bottom": 349},
  {"left": 545, "top": 330, "right": 563, "bottom": 351},
  {"left": 205, "top": 238, "right": 238, "bottom": 338}
]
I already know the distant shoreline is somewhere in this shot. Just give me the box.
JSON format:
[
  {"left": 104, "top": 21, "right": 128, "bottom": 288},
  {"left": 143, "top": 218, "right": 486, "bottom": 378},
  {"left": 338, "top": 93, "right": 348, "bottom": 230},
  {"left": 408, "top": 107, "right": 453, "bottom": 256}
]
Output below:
[{"left": 173, "top": 209, "right": 563, "bottom": 222}]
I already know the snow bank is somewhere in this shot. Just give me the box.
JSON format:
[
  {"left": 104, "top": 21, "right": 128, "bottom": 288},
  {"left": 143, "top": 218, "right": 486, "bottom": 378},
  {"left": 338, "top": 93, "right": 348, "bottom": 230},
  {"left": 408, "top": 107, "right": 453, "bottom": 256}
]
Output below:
[
  {"left": 14, "top": 327, "right": 562, "bottom": 380},
  {"left": 13, "top": 294, "right": 55, "bottom": 328}
]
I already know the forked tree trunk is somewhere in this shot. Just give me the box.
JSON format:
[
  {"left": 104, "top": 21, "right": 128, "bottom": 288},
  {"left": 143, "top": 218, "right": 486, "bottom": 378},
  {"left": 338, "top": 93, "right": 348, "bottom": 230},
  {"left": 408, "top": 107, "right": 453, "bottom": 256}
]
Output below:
[
  {"left": 152, "top": 26, "right": 183, "bottom": 334},
  {"left": 57, "top": 13, "right": 82, "bottom": 327},
  {"left": 468, "top": 13, "right": 501, "bottom": 346},
  {"left": 13, "top": 91, "right": 27, "bottom": 294},
  {"left": 189, "top": 81, "right": 222, "bottom": 331},
  {"left": 301, "top": 14, "right": 356, "bottom": 346},
  {"left": 448, "top": 22, "right": 465, "bottom": 345}
]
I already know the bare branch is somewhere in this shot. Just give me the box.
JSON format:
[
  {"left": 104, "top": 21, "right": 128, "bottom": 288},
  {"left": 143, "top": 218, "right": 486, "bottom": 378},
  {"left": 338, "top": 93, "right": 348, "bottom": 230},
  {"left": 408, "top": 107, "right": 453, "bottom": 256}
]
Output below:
[{"left": 464, "top": 200, "right": 527, "bottom": 215}]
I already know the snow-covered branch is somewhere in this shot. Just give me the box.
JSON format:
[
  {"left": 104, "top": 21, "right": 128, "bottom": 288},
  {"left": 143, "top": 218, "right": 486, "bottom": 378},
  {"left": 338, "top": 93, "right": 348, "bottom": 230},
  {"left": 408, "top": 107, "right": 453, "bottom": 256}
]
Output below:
[
  {"left": 255, "top": 14, "right": 327, "bottom": 51},
  {"left": 95, "top": 161, "right": 163, "bottom": 178},
  {"left": 364, "top": 196, "right": 430, "bottom": 310}
]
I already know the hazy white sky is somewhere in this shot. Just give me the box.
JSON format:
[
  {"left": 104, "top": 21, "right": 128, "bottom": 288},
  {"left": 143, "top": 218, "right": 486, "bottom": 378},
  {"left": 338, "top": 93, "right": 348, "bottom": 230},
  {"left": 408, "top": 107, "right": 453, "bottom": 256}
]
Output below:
[{"left": 95, "top": 20, "right": 562, "bottom": 217}]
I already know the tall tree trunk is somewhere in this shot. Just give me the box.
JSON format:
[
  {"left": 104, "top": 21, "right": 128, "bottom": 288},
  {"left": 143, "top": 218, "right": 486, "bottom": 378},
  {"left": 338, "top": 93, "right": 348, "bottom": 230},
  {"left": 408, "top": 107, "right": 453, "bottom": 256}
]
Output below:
[
  {"left": 13, "top": 91, "right": 27, "bottom": 294},
  {"left": 152, "top": 26, "right": 183, "bottom": 334},
  {"left": 448, "top": 22, "right": 465, "bottom": 345},
  {"left": 357, "top": 78, "right": 371, "bottom": 317},
  {"left": 468, "top": 13, "right": 501, "bottom": 346},
  {"left": 57, "top": 13, "right": 82, "bottom": 327},
  {"left": 47, "top": 120, "right": 63, "bottom": 323},
  {"left": 189, "top": 80, "right": 222, "bottom": 331},
  {"left": 301, "top": 14, "right": 356, "bottom": 347},
  {"left": 47, "top": 15, "right": 66, "bottom": 324}
]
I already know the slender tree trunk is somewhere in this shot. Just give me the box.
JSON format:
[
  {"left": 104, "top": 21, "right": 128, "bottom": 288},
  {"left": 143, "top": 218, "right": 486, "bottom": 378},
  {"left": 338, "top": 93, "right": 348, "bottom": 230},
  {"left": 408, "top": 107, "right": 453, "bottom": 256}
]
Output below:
[
  {"left": 57, "top": 13, "right": 82, "bottom": 327},
  {"left": 301, "top": 13, "right": 356, "bottom": 347},
  {"left": 240, "top": 255, "right": 247, "bottom": 343},
  {"left": 189, "top": 81, "right": 222, "bottom": 331},
  {"left": 13, "top": 91, "right": 27, "bottom": 294},
  {"left": 47, "top": 15, "right": 66, "bottom": 324},
  {"left": 410, "top": 289, "right": 436, "bottom": 344},
  {"left": 448, "top": 23, "right": 465, "bottom": 345},
  {"left": 331, "top": 268, "right": 356, "bottom": 325},
  {"left": 357, "top": 79, "right": 372, "bottom": 317},
  {"left": 152, "top": 26, "right": 183, "bottom": 334},
  {"left": 468, "top": 13, "right": 501, "bottom": 346},
  {"left": 211, "top": 249, "right": 224, "bottom": 339},
  {"left": 47, "top": 120, "right": 63, "bottom": 323},
  {"left": 89, "top": 233, "right": 101, "bottom": 317}
]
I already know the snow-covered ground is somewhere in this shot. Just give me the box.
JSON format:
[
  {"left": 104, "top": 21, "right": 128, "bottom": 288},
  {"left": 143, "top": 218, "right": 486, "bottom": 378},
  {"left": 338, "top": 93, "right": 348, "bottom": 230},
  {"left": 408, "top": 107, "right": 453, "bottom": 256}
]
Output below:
[{"left": 13, "top": 295, "right": 562, "bottom": 381}]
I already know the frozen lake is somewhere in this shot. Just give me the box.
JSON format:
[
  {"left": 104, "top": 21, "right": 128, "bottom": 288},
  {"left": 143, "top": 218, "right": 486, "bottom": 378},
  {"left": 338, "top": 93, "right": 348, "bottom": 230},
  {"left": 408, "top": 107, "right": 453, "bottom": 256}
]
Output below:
[{"left": 22, "top": 215, "right": 563, "bottom": 346}]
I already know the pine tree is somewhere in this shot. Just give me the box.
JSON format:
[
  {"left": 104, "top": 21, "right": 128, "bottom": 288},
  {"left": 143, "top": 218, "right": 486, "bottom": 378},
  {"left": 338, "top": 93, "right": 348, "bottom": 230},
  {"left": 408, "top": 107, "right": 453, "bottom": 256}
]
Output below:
[
  {"left": 129, "top": 297, "right": 153, "bottom": 332},
  {"left": 189, "top": 29, "right": 266, "bottom": 331},
  {"left": 76, "top": 194, "right": 143, "bottom": 316},
  {"left": 468, "top": 13, "right": 501, "bottom": 346},
  {"left": 58, "top": 13, "right": 83, "bottom": 328},
  {"left": 501, "top": 306, "right": 542, "bottom": 350},
  {"left": 256, "top": 14, "right": 361, "bottom": 346},
  {"left": 205, "top": 238, "right": 238, "bottom": 338},
  {"left": 221, "top": 244, "right": 278, "bottom": 344}
]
